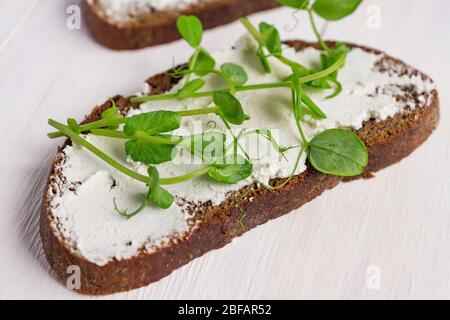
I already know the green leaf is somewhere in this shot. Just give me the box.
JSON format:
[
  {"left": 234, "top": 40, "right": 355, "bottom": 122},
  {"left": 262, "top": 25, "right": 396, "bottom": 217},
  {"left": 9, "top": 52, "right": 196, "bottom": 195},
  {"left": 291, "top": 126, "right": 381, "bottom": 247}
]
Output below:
[
  {"left": 221, "top": 63, "right": 248, "bottom": 87},
  {"left": 147, "top": 166, "right": 160, "bottom": 190},
  {"left": 313, "top": 43, "right": 349, "bottom": 96},
  {"left": 124, "top": 111, "right": 181, "bottom": 137},
  {"left": 176, "top": 15, "right": 203, "bottom": 48},
  {"left": 146, "top": 167, "right": 174, "bottom": 208},
  {"left": 101, "top": 100, "right": 124, "bottom": 129},
  {"left": 186, "top": 131, "right": 226, "bottom": 161},
  {"left": 312, "top": 0, "right": 362, "bottom": 21},
  {"left": 308, "top": 128, "right": 368, "bottom": 176},
  {"left": 304, "top": 42, "right": 348, "bottom": 92},
  {"left": 259, "top": 22, "right": 282, "bottom": 55},
  {"left": 191, "top": 48, "right": 216, "bottom": 76},
  {"left": 320, "top": 42, "right": 349, "bottom": 79},
  {"left": 290, "top": 72, "right": 302, "bottom": 124},
  {"left": 176, "top": 78, "right": 205, "bottom": 99},
  {"left": 275, "top": 0, "right": 309, "bottom": 9},
  {"left": 208, "top": 155, "right": 253, "bottom": 184},
  {"left": 212, "top": 91, "right": 246, "bottom": 125},
  {"left": 125, "top": 139, "right": 176, "bottom": 164},
  {"left": 301, "top": 94, "right": 327, "bottom": 119},
  {"left": 150, "top": 186, "right": 174, "bottom": 209},
  {"left": 329, "top": 41, "right": 349, "bottom": 57}
]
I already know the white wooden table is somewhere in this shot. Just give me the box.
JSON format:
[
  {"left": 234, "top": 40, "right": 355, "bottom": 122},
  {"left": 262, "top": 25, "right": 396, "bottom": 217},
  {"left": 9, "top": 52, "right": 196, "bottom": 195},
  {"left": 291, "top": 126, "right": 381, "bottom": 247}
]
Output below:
[{"left": 1, "top": 0, "right": 449, "bottom": 300}]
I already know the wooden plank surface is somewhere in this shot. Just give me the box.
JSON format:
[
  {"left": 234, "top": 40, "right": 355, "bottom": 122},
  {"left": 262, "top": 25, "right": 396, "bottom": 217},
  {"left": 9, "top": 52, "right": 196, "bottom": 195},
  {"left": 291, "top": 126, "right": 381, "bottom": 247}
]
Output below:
[{"left": 0, "top": 0, "right": 449, "bottom": 299}]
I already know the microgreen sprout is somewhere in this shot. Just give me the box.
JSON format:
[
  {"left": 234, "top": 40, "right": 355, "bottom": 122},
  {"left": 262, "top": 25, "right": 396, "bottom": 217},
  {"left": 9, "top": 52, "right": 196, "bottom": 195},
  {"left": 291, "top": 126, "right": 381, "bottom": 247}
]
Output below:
[{"left": 48, "top": 2, "right": 367, "bottom": 219}]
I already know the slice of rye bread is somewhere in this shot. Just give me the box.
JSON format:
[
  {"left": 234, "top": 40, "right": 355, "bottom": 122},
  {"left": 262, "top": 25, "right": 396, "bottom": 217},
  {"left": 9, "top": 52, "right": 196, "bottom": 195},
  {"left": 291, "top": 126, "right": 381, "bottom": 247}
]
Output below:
[
  {"left": 82, "top": 0, "right": 280, "bottom": 50},
  {"left": 41, "top": 41, "right": 439, "bottom": 295}
]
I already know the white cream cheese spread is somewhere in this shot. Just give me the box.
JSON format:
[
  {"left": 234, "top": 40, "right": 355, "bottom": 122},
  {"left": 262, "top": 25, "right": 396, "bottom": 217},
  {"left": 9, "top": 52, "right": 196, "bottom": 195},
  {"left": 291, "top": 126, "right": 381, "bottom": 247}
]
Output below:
[
  {"left": 49, "top": 36, "right": 435, "bottom": 266},
  {"left": 91, "top": 0, "right": 202, "bottom": 21}
]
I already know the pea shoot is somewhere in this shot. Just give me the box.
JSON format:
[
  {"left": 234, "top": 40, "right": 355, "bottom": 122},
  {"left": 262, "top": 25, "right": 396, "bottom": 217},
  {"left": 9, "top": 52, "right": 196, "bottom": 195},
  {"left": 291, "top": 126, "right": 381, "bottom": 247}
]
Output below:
[{"left": 48, "top": 1, "right": 367, "bottom": 219}]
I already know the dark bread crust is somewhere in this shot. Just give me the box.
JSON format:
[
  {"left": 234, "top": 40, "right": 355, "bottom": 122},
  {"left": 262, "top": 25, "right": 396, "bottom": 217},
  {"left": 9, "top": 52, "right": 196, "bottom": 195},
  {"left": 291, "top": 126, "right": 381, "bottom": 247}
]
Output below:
[
  {"left": 40, "top": 42, "right": 439, "bottom": 295},
  {"left": 82, "top": 0, "right": 279, "bottom": 50}
]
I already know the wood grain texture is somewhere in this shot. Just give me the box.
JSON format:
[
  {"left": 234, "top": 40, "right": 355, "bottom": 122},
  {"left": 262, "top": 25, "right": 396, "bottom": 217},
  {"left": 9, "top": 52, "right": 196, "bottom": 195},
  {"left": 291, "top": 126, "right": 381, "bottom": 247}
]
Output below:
[
  {"left": 83, "top": 0, "right": 279, "bottom": 50},
  {"left": 0, "top": 0, "right": 449, "bottom": 299}
]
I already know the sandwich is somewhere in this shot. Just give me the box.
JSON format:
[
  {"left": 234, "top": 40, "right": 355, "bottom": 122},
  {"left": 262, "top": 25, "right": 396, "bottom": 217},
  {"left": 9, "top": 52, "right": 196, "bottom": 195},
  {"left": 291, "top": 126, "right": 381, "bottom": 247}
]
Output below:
[{"left": 42, "top": 1, "right": 439, "bottom": 295}]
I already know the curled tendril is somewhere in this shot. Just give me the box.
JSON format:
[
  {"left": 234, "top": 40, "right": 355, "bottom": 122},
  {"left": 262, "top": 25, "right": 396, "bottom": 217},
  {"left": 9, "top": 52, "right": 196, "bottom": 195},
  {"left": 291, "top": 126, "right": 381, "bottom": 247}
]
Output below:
[
  {"left": 325, "top": 78, "right": 342, "bottom": 99},
  {"left": 284, "top": 10, "right": 302, "bottom": 32},
  {"left": 113, "top": 193, "right": 150, "bottom": 220},
  {"left": 262, "top": 145, "right": 306, "bottom": 191},
  {"left": 205, "top": 120, "right": 217, "bottom": 131},
  {"left": 227, "top": 128, "right": 298, "bottom": 162}
]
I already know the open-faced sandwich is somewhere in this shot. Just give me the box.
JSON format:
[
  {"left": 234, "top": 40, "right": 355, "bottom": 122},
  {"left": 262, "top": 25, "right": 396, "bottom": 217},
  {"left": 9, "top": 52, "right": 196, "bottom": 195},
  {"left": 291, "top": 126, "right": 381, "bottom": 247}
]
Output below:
[
  {"left": 42, "top": 0, "right": 439, "bottom": 295},
  {"left": 83, "top": 0, "right": 279, "bottom": 49}
]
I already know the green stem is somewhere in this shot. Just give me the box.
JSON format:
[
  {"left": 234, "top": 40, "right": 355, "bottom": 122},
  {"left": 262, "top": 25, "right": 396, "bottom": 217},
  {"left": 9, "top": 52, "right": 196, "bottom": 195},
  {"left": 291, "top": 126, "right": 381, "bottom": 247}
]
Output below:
[
  {"left": 48, "top": 118, "right": 125, "bottom": 139},
  {"left": 275, "top": 55, "right": 309, "bottom": 75},
  {"left": 49, "top": 119, "right": 150, "bottom": 184},
  {"left": 132, "top": 92, "right": 179, "bottom": 102},
  {"left": 177, "top": 106, "right": 219, "bottom": 117},
  {"left": 298, "top": 54, "right": 345, "bottom": 83},
  {"left": 220, "top": 116, "right": 250, "bottom": 160},
  {"left": 241, "top": 17, "right": 310, "bottom": 74},
  {"left": 296, "top": 117, "right": 308, "bottom": 146},
  {"left": 92, "top": 129, "right": 183, "bottom": 145},
  {"left": 326, "top": 78, "right": 342, "bottom": 99},
  {"left": 240, "top": 17, "right": 272, "bottom": 73},
  {"left": 130, "top": 81, "right": 290, "bottom": 103},
  {"left": 162, "top": 166, "right": 210, "bottom": 185},
  {"left": 226, "top": 78, "right": 236, "bottom": 95},
  {"left": 134, "top": 131, "right": 182, "bottom": 145},
  {"left": 308, "top": 9, "right": 329, "bottom": 51},
  {"left": 47, "top": 132, "right": 64, "bottom": 139},
  {"left": 186, "top": 47, "right": 200, "bottom": 83},
  {"left": 240, "top": 17, "right": 263, "bottom": 45},
  {"left": 114, "top": 191, "right": 150, "bottom": 220},
  {"left": 91, "top": 129, "right": 128, "bottom": 139},
  {"left": 266, "top": 145, "right": 306, "bottom": 191},
  {"left": 132, "top": 17, "right": 344, "bottom": 106},
  {"left": 50, "top": 55, "right": 344, "bottom": 139},
  {"left": 210, "top": 70, "right": 223, "bottom": 77},
  {"left": 131, "top": 55, "right": 344, "bottom": 105},
  {"left": 81, "top": 119, "right": 125, "bottom": 131},
  {"left": 236, "top": 81, "right": 288, "bottom": 92},
  {"left": 291, "top": 85, "right": 309, "bottom": 146},
  {"left": 49, "top": 119, "right": 210, "bottom": 185},
  {"left": 48, "top": 107, "right": 220, "bottom": 139}
]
